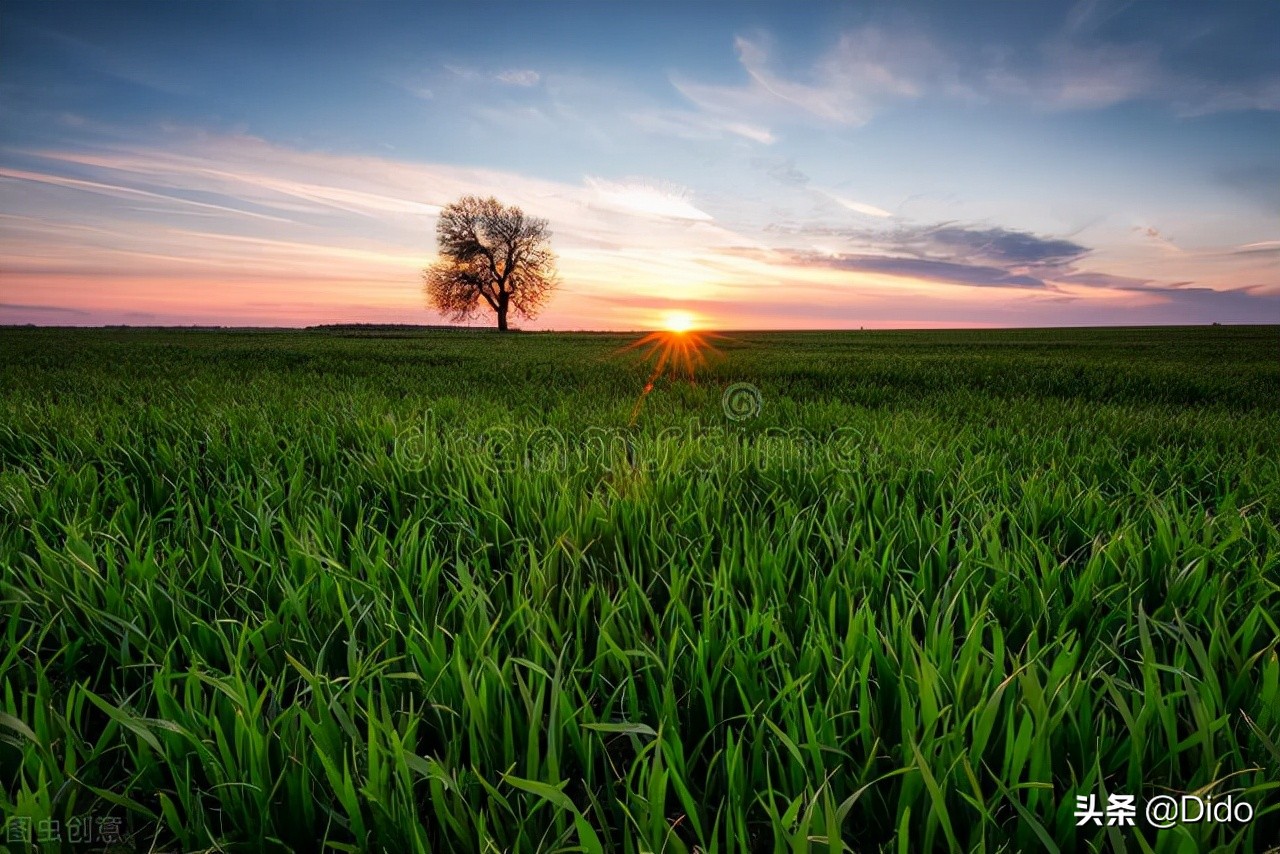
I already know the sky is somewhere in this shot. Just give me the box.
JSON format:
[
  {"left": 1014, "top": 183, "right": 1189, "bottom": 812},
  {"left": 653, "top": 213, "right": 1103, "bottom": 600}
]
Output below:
[{"left": 1, "top": 0, "right": 1278, "bottom": 330}]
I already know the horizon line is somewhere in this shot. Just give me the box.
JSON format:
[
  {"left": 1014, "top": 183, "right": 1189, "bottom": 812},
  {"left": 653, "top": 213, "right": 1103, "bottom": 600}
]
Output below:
[{"left": 2, "top": 322, "right": 1275, "bottom": 334}]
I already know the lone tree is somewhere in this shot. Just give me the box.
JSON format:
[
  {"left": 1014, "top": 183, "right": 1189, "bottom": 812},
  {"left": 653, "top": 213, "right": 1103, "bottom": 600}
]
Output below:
[{"left": 423, "top": 196, "right": 557, "bottom": 331}]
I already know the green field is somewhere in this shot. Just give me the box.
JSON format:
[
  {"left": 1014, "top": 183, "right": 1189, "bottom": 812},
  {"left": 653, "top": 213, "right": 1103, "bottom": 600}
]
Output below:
[{"left": 2, "top": 325, "right": 1278, "bottom": 853}]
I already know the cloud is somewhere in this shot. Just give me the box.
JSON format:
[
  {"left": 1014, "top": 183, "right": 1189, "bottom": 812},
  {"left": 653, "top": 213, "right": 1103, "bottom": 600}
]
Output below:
[
  {"left": 1054, "top": 271, "right": 1153, "bottom": 288},
  {"left": 626, "top": 108, "right": 775, "bottom": 145},
  {"left": 817, "top": 190, "right": 894, "bottom": 219},
  {"left": 12, "top": 133, "right": 735, "bottom": 251},
  {"left": 1169, "top": 77, "right": 1280, "bottom": 117},
  {"left": 673, "top": 29, "right": 944, "bottom": 129},
  {"left": 753, "top": 220, "right": 1219, "bottom": 296},
  {"left": 988, "top": 4, "right": 1280, "bottom": 115},
  {"left": 668, "top": 16, "right": 1280, "bottom": 137},
  {"left": 918, "top": 224, "right": 1087, "bottom": 265},
  {"left": 0, "top": 165, "right": 293, "bottom": 223},
  {"left": 10, "top": 147, "right": 451, "bottom": 222},
  {"left": 785, "top": 252, "right": 1050, "bottom": 289},
  {"left": 753, "top": 156, "right": 809, "bottom": 186},
  {"left": 749, "top": 159, "right": 893, "bottom": 218},
  {"left": 442, "top": 64, "right": 482, "bottom": 82},
  {"left": 0, "top": 302, "right": 89, "bottom": 314},
  {"left": 584, "top": 177, "right": 713, "bottom": 222},
  {"left": 1062, "top": 0, "right": 1129, "bottom": 37},
  {"left": 442, "top": 64, "right": 541, "bottom": 88},
  {"left": 722, "top": 122, "right": 776, "bottom": 144},
  {"left": 984, "top": 40, "right": 1163, "bottom": 110},
  {"left": 1231, "top": 240, "right": 1280, "bottom": 257},
  {"left": 495, "top": 69, "right": 541, "bottom": 87},
  {"left": 761, "top": 216, "right": 1277, "bottom": 307},
  {"left": 30, "top": 25, "right": 191, "bottom": 96},
  {"left": 773, "top": 221, "right": 1088, "bottom": 267},
  {"left": 1132, "top": 225, "right": 1182, "bottom": 253}
]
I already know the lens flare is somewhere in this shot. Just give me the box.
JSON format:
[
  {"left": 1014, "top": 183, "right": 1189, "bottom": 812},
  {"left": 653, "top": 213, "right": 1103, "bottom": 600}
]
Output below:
[{"left": 620, "top": 320, "right": 728, "bottom": 424}]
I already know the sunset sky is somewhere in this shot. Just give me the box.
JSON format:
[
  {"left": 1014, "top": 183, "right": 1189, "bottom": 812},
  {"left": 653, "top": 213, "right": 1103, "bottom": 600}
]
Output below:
[{"left": 2, "top": 0, "right": 1278, "bottom": 329}]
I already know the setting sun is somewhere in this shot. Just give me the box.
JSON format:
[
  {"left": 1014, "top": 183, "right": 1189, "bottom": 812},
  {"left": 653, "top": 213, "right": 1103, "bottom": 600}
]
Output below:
[{"left": 663, "top": 311, "right": 695, "bottom": 333}]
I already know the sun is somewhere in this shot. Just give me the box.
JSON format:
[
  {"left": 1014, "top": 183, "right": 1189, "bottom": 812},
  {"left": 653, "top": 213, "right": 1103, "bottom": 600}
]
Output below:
[{"left": 663, "top": 311, "right": 695, "bottom": 333}]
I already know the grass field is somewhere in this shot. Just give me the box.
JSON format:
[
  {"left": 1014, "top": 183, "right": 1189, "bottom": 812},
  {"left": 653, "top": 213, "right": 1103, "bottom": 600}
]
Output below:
[{"left": 1, "top": 325, "right": 1278, "bottom": 853}]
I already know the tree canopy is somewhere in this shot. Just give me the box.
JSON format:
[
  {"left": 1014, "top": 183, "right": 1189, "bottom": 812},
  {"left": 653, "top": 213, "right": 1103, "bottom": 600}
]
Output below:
[{"left": 423, "top": 196, "right": 557, "bottom": 331}]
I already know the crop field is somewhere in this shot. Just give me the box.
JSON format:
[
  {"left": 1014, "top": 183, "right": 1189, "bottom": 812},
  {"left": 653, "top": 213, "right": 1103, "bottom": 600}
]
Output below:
[{"left": 1, "top": 325, "right": 1278, "bottom": 853}]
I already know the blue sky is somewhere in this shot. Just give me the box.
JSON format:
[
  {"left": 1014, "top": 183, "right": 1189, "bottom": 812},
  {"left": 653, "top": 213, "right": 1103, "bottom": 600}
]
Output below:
[{"left": 2, "top": 0, "right": 1278, "bottom": 328}]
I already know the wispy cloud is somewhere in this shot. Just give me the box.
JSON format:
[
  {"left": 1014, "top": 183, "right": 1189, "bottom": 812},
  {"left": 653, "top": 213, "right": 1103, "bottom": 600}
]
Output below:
[
  {"left": 987, "top": 1, "right": 1280, "bottom": 116},
  {"left": 786, "top": 252, "right": 1051, "bottom": 289},
  {"left": 753, "top": 156, "right": 810, "bottom": 186},
  {"left": 764, "top": 221, "right": 1088, "bottom": 267},
  {"left": 0, "top": 165, "right": 293, "bottom": 223},
  {"left": 667, "top": 15, "right": 1280, "bottom": 139},
  {"left": 984, "top": 40, "right": 1161, "bottom": 110},
  {"left": 442, "top": 64, "right": 541, "bottom": 88},
  {"left": 1133, "top": 226, "right": 1182, "bottom": 254},
  {"left": 909, "top": 224, "right": 1087, "bottom": 265},
  {"left": 495, "top": 69, "right": 541, "bottom": 87},
  {"left": 29, "top": 25, "right": 191, "bottom": 96},
  {"left": 748, "top": 219, "right": 1268, "bottom": 301},
  {"left": 673, "top": 29, "right": 944, "bottom": 131},
  {"left": 1232, "top": 240, "right": 1280, "bottom": 256},
  {"left": 585, "top": 177, "right": 713, "bottom": 222},
  {"left": 815, "top": 190, "right": 894, "bottom": 219},
  {"left": 626, "top": 108, "right": 775, "bottom": 145},
  {"left": 0, "top": 302, "right": 90, "bottom": 315}
]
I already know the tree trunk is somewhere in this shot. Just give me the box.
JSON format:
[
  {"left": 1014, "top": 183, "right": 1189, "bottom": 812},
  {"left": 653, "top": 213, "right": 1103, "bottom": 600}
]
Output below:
[{"left": 496, "top": 301, "right": 509, "bottom": 331}]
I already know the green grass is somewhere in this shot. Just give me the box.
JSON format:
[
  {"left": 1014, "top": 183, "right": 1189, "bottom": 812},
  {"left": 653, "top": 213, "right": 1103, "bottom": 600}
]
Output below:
[{"left": 1, "top": 325, "right": 1278, "bottom": 853}]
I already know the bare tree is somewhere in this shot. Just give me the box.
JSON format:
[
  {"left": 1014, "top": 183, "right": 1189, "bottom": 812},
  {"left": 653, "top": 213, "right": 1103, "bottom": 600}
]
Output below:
[{"left": 423, "top": 196, "right": 557, "bottom": 331}]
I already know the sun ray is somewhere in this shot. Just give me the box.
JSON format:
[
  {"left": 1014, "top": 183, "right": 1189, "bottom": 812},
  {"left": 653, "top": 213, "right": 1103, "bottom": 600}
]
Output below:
[{"left": 619, "top": 315, "right": 728, "bottom": 423}]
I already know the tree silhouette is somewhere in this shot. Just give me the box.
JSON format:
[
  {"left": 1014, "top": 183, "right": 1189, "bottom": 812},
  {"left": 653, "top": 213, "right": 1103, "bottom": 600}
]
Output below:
[{"left": 423, "top": 196, "right": 557, "bottom": 331}]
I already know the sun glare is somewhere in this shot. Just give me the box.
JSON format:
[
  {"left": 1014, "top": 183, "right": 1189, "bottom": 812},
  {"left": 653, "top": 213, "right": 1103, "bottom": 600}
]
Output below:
[
  {"left": 663, "top": 311, "right": 695, "bottom": 333},
  {"left": 621, "top": 318, "right": 725, "bottom": 424}
]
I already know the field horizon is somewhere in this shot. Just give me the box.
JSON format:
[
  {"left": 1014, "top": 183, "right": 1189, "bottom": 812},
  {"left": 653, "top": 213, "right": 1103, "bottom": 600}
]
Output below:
[{"left": 3, "top": 322, "right": 1273, "bottom": 334}]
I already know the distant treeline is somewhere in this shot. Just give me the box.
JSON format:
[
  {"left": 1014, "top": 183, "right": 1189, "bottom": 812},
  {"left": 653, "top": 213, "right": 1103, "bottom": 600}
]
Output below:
[
  {"left": 307, "top": 323, "right": 477, "bottom": 331},
  {"left": 307, "top": 323, "right": 512, "bottom": 337}
]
